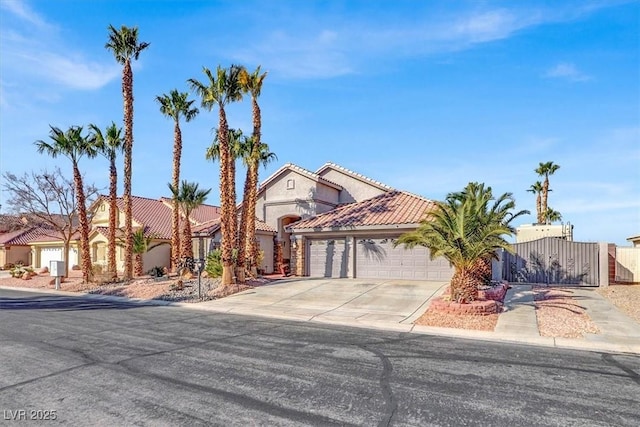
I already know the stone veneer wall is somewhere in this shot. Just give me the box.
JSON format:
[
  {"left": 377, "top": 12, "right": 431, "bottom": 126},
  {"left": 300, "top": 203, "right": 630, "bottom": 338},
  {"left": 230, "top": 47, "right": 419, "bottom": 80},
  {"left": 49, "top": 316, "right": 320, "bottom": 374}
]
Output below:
[{"left": 290, "top": 237, "right": 305, "bottom": 276}]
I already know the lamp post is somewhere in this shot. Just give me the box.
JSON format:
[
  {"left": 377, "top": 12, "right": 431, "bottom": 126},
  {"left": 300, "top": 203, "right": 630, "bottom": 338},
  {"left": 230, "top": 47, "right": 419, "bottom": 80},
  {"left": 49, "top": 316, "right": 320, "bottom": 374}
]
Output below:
[{"left": 195, "top": 258, "right": 204, "bottom": 299}]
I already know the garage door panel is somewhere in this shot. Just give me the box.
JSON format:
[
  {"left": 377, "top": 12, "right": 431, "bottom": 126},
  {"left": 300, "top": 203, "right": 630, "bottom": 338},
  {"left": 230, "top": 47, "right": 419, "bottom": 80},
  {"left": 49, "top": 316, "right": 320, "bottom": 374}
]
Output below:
[
  {"left": 308, "top": 239, "right": 350, "bottom": 278},
  {"left": 356, "top": 237, "right": 453, "bottom": 281}
]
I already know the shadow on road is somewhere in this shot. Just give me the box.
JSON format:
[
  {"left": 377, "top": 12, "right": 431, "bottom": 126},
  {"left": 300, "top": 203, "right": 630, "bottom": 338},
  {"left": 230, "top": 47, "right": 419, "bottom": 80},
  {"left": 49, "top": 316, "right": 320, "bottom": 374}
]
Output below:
[{"left": 0, "top": 295, "right": 146, "bottom": 311}]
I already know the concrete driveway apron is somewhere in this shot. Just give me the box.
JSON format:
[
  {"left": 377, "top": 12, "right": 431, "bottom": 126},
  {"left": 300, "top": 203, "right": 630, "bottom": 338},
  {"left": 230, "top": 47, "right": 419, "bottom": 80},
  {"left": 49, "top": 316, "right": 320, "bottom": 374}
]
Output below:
[{"left": 198, "top": 278, "right": 448, "bottom": 330}]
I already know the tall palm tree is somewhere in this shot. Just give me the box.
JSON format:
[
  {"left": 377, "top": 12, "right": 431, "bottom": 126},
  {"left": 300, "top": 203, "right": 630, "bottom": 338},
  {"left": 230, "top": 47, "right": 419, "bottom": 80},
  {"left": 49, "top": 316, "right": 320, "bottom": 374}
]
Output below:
[
  {"left": 188, "top": 65, "right": 244, "bottom": 286},
  {"left": 240, "top": 139, "right": 277, "bottom": 277},
  {"left": 239, "top": 66, "right": 269, "bottom": 277},
  {"left": 105, "top": 24, "right": 150, "bottom": 281},
  {"left": 131, "top": 229, "right": 168, "bottom": 277},
  {"left": 535, "top": 161, "right": 560, "bottom": 222},
  {"left": 168, "top": 181, "right": 211, "bottom": 262},
  {"left": 396, "top": 182, "right": 528, "bottom": 303},
  {"left": 156, "top": 89, "right": 199, "bottom": 272},
  {"left": 526, "top": 181, "right": 544, "bottom": 224},
  {"left": 35, "top": 126, "right": 98, "bottom": 283},
  {"left": 89, "top": 122, "right": 123, "bottom": 279},
  {"left": 544, "top": 207, "right": 562, "bottom": 224}
]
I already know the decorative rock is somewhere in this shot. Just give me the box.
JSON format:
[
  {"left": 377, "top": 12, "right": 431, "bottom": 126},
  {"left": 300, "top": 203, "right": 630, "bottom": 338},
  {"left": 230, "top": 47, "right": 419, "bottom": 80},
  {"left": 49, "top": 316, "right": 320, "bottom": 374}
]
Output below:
[{"left": 39, "top": 266, "right": 49, "bottom": 274}]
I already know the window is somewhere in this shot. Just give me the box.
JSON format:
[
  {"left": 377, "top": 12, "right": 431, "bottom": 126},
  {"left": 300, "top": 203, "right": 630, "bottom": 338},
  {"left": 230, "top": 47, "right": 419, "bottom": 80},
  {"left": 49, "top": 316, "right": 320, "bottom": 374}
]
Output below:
[{"left": 286, "top": 179, "right": 295, "bottom": 190}]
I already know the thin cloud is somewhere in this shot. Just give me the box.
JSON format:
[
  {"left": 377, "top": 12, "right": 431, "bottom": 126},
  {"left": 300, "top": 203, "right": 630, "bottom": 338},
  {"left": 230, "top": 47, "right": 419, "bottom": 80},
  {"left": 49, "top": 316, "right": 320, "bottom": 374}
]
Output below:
[
  {"left": 0, "top": 0, "right": 119, "bottom": 98},
  {"left": 544, "top": 62, "right": 592, "bottom": 82},
  {"left": 225, "top": 3, "right": 612, "bottom": 80}
]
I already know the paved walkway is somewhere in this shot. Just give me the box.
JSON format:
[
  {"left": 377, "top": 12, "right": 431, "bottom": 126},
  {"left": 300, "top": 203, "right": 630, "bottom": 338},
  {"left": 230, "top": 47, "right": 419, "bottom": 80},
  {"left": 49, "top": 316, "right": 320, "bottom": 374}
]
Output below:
[{"left": 1, "top": 279, "right": 639, "bottom": 355}]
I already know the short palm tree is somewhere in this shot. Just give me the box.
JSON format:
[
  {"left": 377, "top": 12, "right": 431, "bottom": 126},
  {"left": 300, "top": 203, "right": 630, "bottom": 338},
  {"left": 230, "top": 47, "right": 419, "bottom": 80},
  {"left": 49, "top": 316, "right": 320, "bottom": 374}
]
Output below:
[
  {"left": 544, "top": 207, "right": 562, "bottom": 224},
  {"left": 35, "top": 126, "right": 98, "bottom": 283},
  {"left": 89, "top": 122, "right": 123, "bottom": 279},
  {"left": 535, "top": 161, "right": 560, "bottom": 221},
  {"left": 188, "top": 65, "right": 244, "bottom": 286},
  {"left": 105, "top": 24, "right": 150, "bottom": 281},
  {"left": 168, "top": 181, "right": 212, "bottom": 262},
  {"left": 526, "top": 181, "right": 544, "bottom": 224},
  {"left": 131, "top": 229, "right": 167, "bottom": 277},
  {"left": 156, "top": 89, "right": 199, "bottom": 272},
  {"left": 397, "top": 182, "right": 528, "bottom": 303}
]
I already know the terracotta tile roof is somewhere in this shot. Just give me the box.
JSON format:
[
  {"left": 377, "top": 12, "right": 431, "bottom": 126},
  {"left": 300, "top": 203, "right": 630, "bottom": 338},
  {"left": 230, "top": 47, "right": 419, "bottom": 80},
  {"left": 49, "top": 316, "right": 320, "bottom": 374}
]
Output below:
[
  {"left": 257, "top": 163, "right": 343, "bottom": 194},
  {"left": 0, "top": 228, "right": 33, "bottom": 245},
  {"left": 287, "top": 190, "right": 436, "bottom": 231},
  {"left": 159, "top": 197, "right": 221, "bottom": 225},
  {"left": 115, "top": 196, "right": 173, "bottom": 239},
  {"left": 192, "top": 218, "right": 276, "bottom": 235},
  {"left": 316, "top": 162, "right": 393, "bottom": 191},
  {"left": 3, "top": 227, "right": 80, "bottom": 244}
]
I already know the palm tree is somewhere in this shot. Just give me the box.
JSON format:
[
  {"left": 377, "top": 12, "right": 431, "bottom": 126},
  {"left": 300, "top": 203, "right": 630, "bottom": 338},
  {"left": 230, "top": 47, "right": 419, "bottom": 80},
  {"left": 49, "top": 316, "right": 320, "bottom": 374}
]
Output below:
[
  {"left": 535, "top": 161, "right": 560, "bottom": 221},
  {"left": 188, "top": 65, "right": 244, "bottom": 286},
  {"left": 89, "top": 122, "right": 123, "bottom": 279},
  {"left": 527, "top": 181, "right": 544, "bottom": 224},
  {"left": 35, "top": 126, "right": 98, "bottom": 283},
  {"left": 168, "top": 181, "right": 212, "bottom": 262},
  {"left": 544, "top": 207, "right": 562, "bottom": 224},
  {"left": 239, "top": 65, "right": 269, "bottom": 277},
  {"left": 156, "top": 90, "right": 199, "bottom": 272},
  {"left": 131, "top": 229, "right": 168, "bottom": 277},
  {"left": 105, "top": 24, "right": 150, "bottom": 281},
  {"left": 396, "top": 182, "right": 528, "bottom": 303},
  {"left": 240, "top": 139, "right": 277, "bottom": 277}
]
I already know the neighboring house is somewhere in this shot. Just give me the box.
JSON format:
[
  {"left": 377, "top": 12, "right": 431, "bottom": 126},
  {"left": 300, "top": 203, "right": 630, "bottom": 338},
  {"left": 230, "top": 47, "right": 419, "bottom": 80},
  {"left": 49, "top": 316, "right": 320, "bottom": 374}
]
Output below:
[
  {"left": 192, "top": 218, "right": 276, "bottom": 274},
  {"left": 627, "top": 234, "right": 640, "bottom": 247},
  {"left": 253, "top": 162, "right": 454, "bottom": 280},
  {"left": 89, "top": 195, "right": 221, "bottom": 273},
  {"left": 0, "top": 224, "right": 79, "bottom": 270},
  {"left": 515, "top": 223, "right": 574, "bottom": 243}
]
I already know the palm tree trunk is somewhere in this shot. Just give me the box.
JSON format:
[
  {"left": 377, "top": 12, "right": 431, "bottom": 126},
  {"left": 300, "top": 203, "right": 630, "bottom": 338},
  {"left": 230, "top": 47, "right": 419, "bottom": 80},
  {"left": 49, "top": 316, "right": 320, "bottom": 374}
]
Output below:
[
  {"left": 451, "top": 267, "right": 478, "bottom": 303},
  {"left": 134, "top": 253, "right": 143, "bottom": 277},
  {"left": 219, "top": 108, "right": 234, "bottom": 286},
  {"left": 236, "top": 167, "right": 252, "bottom": 283},
  {"left": 536, "top": 192, "right": 542, "bottom": 224},
  {"left": 108, "top": 158, "right": 118, "bottom": 278},
  {"left": 123, "top": 59, "right": 134, "bottom": 281},
  {"left": 73, "top": 165, "right": 92, "bottom": 284},
  {"left": 247, "top": 97, "right": 262, "bottom": 276},
  {"left": 541, "top": 177, "right": 549, "bottom": 222},
  {"left": 171, "top": 120, "right": 182, "bottom": 272},
  {"left": 181, "top": 209, "right": 193, "bottom": 260}
]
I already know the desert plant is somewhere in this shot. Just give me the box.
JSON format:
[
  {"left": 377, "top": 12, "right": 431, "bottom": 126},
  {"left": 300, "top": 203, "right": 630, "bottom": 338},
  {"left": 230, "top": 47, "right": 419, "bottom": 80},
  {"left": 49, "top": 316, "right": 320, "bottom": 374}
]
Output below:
[
  {"left": 148, "top": 265, "right": 165, "bottom": 277},
  {"left": 205, "top": 250, "right": 223, "bottom": 278}
]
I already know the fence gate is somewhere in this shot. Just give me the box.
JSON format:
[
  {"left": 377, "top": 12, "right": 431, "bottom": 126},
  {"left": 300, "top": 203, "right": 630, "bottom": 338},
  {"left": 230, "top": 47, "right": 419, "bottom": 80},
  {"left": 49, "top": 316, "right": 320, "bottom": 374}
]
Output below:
[{"left": 502, "top": 237, "right": 599, "bottom": 286}]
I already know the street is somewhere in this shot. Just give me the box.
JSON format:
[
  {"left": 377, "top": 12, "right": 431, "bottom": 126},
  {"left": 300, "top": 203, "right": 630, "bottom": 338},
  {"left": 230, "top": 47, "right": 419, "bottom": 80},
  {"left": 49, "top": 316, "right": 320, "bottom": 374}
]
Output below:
[{"left": 0, "top": 289, "right": 639, "bottom": 426}]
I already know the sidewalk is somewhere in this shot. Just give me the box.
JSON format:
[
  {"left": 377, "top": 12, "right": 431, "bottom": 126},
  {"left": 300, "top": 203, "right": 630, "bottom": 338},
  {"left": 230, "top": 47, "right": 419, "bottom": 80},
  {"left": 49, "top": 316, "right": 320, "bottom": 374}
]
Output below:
[{"left": 1, "top": 281, "right": 639, "bottom": 355}]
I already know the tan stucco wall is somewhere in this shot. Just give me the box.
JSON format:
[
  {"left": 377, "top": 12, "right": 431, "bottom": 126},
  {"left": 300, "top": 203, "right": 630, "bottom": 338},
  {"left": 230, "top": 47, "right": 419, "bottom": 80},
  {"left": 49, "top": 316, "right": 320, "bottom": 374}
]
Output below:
[
  {"left": 318, "top": 168, "right": 387, "bottom": 203},
  {"left": 0, "top": 246, "right": 32, "bottom": 266},
  {"left": 143, "top": 244, "right": 171, "bottom": 272},
  {"left": 92, "top": 199, "right": 140, "bottom": 228}
]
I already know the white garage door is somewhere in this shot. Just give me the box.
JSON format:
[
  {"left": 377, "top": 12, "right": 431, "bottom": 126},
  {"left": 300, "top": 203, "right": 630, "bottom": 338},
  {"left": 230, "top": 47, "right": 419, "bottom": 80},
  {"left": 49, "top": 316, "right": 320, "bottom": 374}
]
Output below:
[
  {"left": 356, "top": 237, "right": 453, "bottom": 281},
  {"left": 39, "top": 247, "right": 64, "bottom": 269},
  {"left": 308, "top": 238, "right": 350, "bottom": 278}
]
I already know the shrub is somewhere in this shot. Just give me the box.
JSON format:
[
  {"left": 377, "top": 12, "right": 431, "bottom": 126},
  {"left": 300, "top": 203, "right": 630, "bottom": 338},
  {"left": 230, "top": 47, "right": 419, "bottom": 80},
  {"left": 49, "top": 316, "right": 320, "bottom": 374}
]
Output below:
[
  {"left": 92, "top": 264, "right": 104, "bottom": 275},
  {"left": 10, "top": 265, "right": 34, "bottom": 279},
  {"left": 148, "top": 266, "right": 165, "bottom": 277},
  {"left": 2, "top": 263, "right": 15, "bottom": 271},
  {"left": 205, "top": 250, "right": 223, "bottom": 278}
]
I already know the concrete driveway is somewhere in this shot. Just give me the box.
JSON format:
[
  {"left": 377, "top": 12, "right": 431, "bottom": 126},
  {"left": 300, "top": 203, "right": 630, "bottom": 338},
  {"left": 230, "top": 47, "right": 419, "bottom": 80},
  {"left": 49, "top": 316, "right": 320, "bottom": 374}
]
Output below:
[{"left": 198, "top": 278, "right": 448, "bottom": 329}]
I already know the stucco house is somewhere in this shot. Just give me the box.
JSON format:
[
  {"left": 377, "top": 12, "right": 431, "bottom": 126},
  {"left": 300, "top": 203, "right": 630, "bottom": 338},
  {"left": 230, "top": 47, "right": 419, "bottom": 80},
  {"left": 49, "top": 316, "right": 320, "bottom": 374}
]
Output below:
[
  {"left": 89, "top": 195, "right": 221, "bottom": 273},
  {"left": 251, "top": 162, "right": 454, "bottom": 280},
  {"left": 627, "top": 234, "right": 640, "bottom": 247}
]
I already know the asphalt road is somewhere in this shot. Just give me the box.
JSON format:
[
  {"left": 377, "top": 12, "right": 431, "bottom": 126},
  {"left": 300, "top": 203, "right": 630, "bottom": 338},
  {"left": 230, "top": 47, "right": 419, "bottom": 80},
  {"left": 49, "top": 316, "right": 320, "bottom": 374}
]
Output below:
[{"left": 0, "top": 289, "right": 639, "bottom": 426}]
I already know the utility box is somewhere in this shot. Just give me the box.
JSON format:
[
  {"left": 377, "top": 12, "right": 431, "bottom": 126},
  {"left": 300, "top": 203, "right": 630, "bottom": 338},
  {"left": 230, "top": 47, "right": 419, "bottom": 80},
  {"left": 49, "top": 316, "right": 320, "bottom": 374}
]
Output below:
[{"left": 50, "top": 260, "right": 65, "bottom": 277}]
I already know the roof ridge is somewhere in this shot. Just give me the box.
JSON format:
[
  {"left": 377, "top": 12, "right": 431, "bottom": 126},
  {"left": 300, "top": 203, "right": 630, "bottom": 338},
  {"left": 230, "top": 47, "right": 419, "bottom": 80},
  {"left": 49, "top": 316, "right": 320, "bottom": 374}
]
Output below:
[
  {"left": 396, "top": 189, "right": 436, "bottom": 204},
  {"left": 317, "top": 162, "right": 393, "bottom": 190}
]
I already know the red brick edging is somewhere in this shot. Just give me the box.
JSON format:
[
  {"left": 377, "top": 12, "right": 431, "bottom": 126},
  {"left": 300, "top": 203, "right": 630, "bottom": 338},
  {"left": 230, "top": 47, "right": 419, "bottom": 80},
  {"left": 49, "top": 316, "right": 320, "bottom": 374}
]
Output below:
[{"left": 429, "top": 282, "right": 509, "bottom": 316}]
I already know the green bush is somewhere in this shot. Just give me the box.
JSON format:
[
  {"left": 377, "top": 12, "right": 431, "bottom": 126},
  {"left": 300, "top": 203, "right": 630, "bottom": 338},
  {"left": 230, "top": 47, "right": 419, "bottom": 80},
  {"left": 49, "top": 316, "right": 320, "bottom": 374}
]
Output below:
[{"left": 205, "top": 250, "right": 223, "bottom": 278}]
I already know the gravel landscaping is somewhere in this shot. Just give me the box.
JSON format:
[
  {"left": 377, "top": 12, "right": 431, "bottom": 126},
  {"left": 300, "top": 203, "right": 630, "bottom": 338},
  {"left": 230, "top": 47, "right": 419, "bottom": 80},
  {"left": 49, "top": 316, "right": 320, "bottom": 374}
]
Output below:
[
  {"left": 533, "top": 287, "right": 600, "bottom": 339},
  {"left": 597, "top": 284, "right": 640, "bottom": 323}
]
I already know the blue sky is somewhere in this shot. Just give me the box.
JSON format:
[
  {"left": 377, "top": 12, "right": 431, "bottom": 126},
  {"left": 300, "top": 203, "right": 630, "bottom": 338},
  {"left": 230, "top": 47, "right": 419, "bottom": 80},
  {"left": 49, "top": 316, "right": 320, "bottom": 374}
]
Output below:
[{"left": 0, "top": 0, "right": 638, "bottom": 245}]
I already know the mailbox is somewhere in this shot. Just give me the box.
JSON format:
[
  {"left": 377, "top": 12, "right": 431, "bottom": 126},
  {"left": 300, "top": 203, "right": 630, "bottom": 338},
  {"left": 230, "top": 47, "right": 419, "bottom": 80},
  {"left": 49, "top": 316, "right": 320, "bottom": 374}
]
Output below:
[{"left": 50, "top": 260, "right": 66, "bottom": 277}]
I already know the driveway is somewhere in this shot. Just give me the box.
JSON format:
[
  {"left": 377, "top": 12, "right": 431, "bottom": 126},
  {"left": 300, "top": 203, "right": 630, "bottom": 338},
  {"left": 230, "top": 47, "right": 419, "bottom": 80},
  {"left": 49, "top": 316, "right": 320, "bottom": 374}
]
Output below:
[{"left": 198, "top": 278, "right": 448, "bottom": 329}]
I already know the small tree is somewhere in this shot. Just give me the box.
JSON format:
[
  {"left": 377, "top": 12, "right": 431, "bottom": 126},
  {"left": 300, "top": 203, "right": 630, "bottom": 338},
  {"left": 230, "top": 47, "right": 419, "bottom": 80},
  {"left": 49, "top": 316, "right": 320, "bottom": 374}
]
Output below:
[
  {"left": 130, "top": 229, "right": 168, "bottom": 277},
  {"left": 167, "top": 181, "right": 211, "bottom": 262},
  {"left": 2, "top": 168, "right": 99, "bottom": 274}
]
